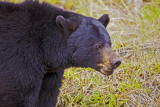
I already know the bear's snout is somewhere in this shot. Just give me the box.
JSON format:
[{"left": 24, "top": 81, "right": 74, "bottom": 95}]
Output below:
[{"left": 97, "top": 49, "right": 121, "bottom": 76}]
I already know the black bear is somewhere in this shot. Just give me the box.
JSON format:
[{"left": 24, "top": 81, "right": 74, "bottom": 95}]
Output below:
[{"left": 0, "top": 1, "right": 121, "bottom": 107}]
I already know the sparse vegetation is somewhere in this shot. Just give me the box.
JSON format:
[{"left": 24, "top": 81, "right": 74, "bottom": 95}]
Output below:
[{"left": 3, "top": 0, "right": 160, "bottom": 106}]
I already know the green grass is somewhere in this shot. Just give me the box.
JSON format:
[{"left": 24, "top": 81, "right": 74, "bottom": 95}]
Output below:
[{"left": 4, "top": 0, "right": 160, "bottom": 106}]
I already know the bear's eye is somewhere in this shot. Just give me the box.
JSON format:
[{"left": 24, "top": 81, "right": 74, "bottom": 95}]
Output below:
[{"left": 95, "top": 43, "right": 103, "bottom": 50}]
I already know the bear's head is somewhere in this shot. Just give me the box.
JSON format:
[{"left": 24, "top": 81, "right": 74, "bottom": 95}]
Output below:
[{"left": 56, "top": 14, "right": 121, "bottom": 75}]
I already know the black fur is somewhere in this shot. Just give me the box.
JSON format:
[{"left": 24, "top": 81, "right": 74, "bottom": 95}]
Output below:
[
  {"left": 0, "top": 1, "right": 75, "bottom": 107},
  {"left": 0, "top": 1, "right": 120, "bottom": 107}
]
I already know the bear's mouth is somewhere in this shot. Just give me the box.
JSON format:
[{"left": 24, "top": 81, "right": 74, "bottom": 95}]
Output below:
[
  {"left": 97, "top": 64, "right": 114, "bottom": 76},
  {"left": 100, "top": 68, "right": 113, "bottom": 76}
]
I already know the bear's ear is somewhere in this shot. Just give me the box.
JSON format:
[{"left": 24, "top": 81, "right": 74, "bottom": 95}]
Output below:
[
  {"left": 56, "top": 15, "right": 76, "bottom": 36},
  {"left": 98, "top": 14, "right": 110, "bottom": 28}
]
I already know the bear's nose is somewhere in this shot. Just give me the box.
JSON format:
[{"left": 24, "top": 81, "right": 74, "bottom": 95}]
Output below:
[{"left": 112, "top": 59, "right": 121, "bottom": 69}]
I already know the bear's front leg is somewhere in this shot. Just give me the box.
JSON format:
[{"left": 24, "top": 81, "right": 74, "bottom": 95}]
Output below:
[
  {"left": 0, "top": 71, "right": 43, "bottom": 107},
  {"left": 16, "top": 74, "right": 43, "bottom": 107},
  {"left": 37, "top": 71, "right": 64, "bottom": 107}
]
